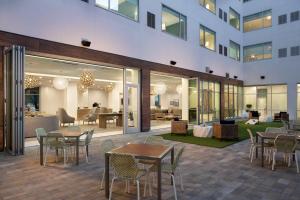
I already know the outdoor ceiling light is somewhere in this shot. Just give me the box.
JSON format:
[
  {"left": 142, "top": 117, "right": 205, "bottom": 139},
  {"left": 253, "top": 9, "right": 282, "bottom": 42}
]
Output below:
[
  {"left": 80, "top": 71, "right": 95, "bottom": 88},
  {"left": 24, "top": 75, "right": 40, "bottom": 89},
  {"left": 53, "top": 77, "right": 69, "bottom": 90}
]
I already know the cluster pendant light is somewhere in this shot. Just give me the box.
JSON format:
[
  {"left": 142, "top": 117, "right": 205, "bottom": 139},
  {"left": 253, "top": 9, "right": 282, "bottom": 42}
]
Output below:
[
  {"left": 80, "top": 71, "right": 95, "bottom": 88},
  {"left": 24, "top": 75, "right": 39, "bottom": 89}
]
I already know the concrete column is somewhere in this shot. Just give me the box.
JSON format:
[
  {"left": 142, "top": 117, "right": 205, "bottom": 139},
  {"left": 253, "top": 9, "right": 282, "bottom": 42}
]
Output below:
[{"left": 181, "top": 78, "right": 189, "bottom": 121}]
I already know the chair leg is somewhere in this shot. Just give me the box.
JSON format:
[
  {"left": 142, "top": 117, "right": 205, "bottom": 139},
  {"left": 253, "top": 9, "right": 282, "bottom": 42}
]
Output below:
[
  {"left": 136, "top": 180, "right": 140, "bottom": 200},
  {"left": 109, "top": 177, "right": 116, "bottom": 200},
  {"left": 85, "top": 146, "right": 89, "bottom": 163},
  {"left": 63, "top": 148, "right": 67, "bottom": 167},
  {"left": 178, "top": 167, "right": 184, "bottom": 191},
  {"left": 249, "top": 145, "right": 253, "bottom": 159},
  {"left": 272, "top": 152, "right": 276, "bottom": 171},
  {"left": 250, "top": 146, "right": 255, "bottom": 163},
  {"left": 44, "top": 146, "right": 48, "bottom": 167},
  {"left": 295, "top": 151, "right": 299, "bottom": 173},
  {"left": 171, "top": 175, "right": 177, "bottom": 200},
  {"left": 100, "top": 171, "right": 105, "bottom": 190}
]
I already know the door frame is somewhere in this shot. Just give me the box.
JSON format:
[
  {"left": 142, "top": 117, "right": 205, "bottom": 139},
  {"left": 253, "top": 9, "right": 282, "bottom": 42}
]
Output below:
[{"left": 123, "top": 69, "right": 141, "bottom": 134}]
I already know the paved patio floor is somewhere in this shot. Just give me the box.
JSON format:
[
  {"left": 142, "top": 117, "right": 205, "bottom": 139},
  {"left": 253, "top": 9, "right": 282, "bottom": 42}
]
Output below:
[{"left": 1, "top": 131, "right": 300, "bottom": 200}]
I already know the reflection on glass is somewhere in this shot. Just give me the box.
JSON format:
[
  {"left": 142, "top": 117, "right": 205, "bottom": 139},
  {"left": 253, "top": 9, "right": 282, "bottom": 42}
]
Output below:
[
  {"left": 200, "top": 25, "right": 216, "bottom": 51},
  {"left": 243, "top": 9, "right": 272, "bottom": 32},
  {"left": 188, "top": 79, "right": 198, "bottom": 124},
  {"left": 229, "top": 8, "right": 240, "bottom": 30},
  {"left": 199, "top": 0, "right": 216, "bottom": 13},
  {"left": 127, "top": 86, "right": 138, "bottom": 128},
  {"left": 244, "top": 42, "right": 272, "bottom": 62},
  {"left": 162, "top": 5, "right": 187, "bottom": 39},
  {"left": 96, "top": 0, "right": 138, "bottom": 21},
  {"left": 229, "top": 40, "right": 240, "bottom": 61}
]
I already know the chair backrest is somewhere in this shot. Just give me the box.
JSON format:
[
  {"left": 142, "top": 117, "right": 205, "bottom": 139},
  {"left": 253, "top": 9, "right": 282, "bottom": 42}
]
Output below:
[
  {"left": 173, "top": 146, "right": 185, "bottom": 170},
  {"left": 35, "top": 128, "right": 47, "bottom": 143},
  {"left": 110, "top": 153, "right": 139, "bottom": 179},
  {"left": 265, "top": 127, "right": 287, "bottom": 134},
  {"left": 247, "top": 129, "right": 255, "bottom": 144},
  {"left": 85, "top": 129, "right": 94, "bottom": 145},
  {"left": 100, "top": 139, "right": 116, "bottom": 156},
  {"left": 144, "top": 135, "right": 165, "bottom": 145},
  {"left": 274, "top": 135, "right": 297, "bottom": 153}
]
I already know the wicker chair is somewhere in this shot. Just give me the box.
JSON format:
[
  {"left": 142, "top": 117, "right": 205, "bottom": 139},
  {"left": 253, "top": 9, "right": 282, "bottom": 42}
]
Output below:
[
  {"left": 171, "top": 120, "right": 188, "bottom": 135},
  {"left": 272, "top": 135, "right": 298, "bottom": 171},
  {"left": 109, "top": 153, "right": 149, "bottom": 200}
]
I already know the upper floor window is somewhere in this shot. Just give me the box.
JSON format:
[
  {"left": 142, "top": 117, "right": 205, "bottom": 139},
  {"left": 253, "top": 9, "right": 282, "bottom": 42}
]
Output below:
[
  {"left": 229, "top": 8, "right": 240, "bottom": 30},
  {"left": 291, "top": 11, "right": 300, "bottom": 22},
  {"left": 229, "top": 40, "right": 240, "bottom": 61},
  {"left": 200, "top": 25, "right": 216, "bottom": 51},
  {"left": 243, "top": 0, "right": 253, "bottom": 2},
  {"left": 95, "top": 0, "right": 139, "bottom": 21},
  {"left": 162, "top": 5, "right": 187, "bottom": 40},
  {"left": 243, "top": 42, "right": 272, "bottom": 62},
  {"left": 199, "top": 0, "right": 216, "bottom": 14},
  {"left": 243, "top": 9, "right": 272, "bottom": 32}
]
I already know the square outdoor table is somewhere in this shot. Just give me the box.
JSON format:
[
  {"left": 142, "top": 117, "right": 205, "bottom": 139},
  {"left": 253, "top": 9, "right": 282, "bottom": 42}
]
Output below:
[
  {"left": 40, "top": 130, "right": 86, "bottom": 166},
  {"left": 256, "top": 132, "right": 300, "bottom": 167},
  {"left": 105, "top": 143, "right": 174, "bottom": 200}
]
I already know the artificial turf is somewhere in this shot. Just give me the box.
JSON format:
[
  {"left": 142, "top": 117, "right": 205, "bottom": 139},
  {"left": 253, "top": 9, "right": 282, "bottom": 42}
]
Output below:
[{"left": 160, "top": 121, "right": 283, "bottom": 148}]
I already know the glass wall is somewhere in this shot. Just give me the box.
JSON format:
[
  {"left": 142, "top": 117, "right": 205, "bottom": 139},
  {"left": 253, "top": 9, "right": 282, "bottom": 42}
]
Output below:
[
  {"left": 224, "top": 84, "right": 243, "bottom": 118},
  {"left": 244, "top": 85, "right": 287, "bottom": 120},
  {"left": 199, "top": 0, "right": 216, "bottom": 13},
  {"left": 188, "top": 79, "right": 198, "bottom": 124},
  {"left": 95, "top": 0, "right": 139, "bottom": 21},
  {"left": 200, "top": 25, "right": 216, "bottom": 51},
  {"left": 229, "top": 8, "right": 240, "bottom": 30},
  {"left": 199, "top": 81, "right": 220, "bottom": 123},
  {"left": 162, "top": 5, "right": 187, "bottom": 40},
  {"left": 229, "top": 40, "right": 241, "bottom": 61},
  {"left": 243, "top": 9, "right": 272, "bottom": 32},
  {"left": 244, "top": 42, "right": 272, "bottom": 62}
]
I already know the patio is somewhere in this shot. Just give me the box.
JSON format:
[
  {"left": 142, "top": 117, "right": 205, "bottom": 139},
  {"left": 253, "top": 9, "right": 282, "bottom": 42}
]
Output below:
[{"left": 1, "top": 131, "right": 300, "bottom": 200}]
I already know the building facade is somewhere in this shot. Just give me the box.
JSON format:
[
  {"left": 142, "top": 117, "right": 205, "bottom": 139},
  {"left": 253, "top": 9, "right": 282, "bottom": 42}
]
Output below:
[{"left": 0, "top": 0, "right": 299, "bottom": 153}]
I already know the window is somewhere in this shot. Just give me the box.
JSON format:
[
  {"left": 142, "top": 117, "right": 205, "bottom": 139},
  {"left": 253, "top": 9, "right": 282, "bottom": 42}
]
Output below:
[
  {"left": 244, "top": 42, "right": 272, "bottom": 62},
  {"left": 243, "top": 0, "right": 253, "bottom": 2},
  {"left": 200, "top": 25, "right": 216, "bottom": 51},
  {"left": 278, "top": 14, "right": 287, "bottom": 25},
  {"left": 219, "top": 44, "right": 223, "bottom": 54},
  {"left": 224, "top": 84, "right": 243, "bottom": 118},
  {"left": 291, "top": 11, "right": 300, "bottom": 22},
  {"left": 25, "top": 87, "right": 40, "bottom": 111},
  {"left": 224, "top": 46, "right": 227, "bottom": 56},
  {"left": 199, "top": 0, "right": 216, "bottom": 14},
  {"left": 278, "top": 48, "right": 287, "bottom": 58},
  {"left": 229, "top": 8, "right": 240, "bottom": 30},
  {"left": 244, "top": 85, "right": 287, "bottom": 119},
  {"left": 243, "top": 9, "right": 272, "bottom": 32},
  {"left": 229, "top": 40, "right": 240, "bottom": 61},
  {"left": 297, "top": 84, "right": 300, "bottom": 119},
  {"left": 162, "top": 5, "right": 187, "bottom": 40},
  {"left": 81, "top": 0, "right": 89, "bottom": 3},
  {"left": 95, "top": 0, "right": 139, "bottom": 21},
  {"left": 147, "top": 12, "right": 155, "bottom": 29},
  {"left": 219, "top": 8, "right": 223, "bottom": 19},
  {"left": 224, "top": 12, "right": 228, "bottom": 22},
  {"left": 291, "top": 46, "right": 300, "bottom": 56}
]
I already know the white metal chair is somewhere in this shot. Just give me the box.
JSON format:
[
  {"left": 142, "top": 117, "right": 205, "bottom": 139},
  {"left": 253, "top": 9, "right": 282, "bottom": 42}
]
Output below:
[
  {"left": 109, "top": 153, "right": 149, "bottom": 200},
  {"left": 271, "top": 135, "right": 298, "bottom": 171}
]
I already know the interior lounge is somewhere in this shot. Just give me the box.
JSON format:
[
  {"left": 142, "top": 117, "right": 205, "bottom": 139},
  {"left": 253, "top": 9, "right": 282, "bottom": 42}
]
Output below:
[
  {"left": 150, "top": 73, "right": 189, "bottom": 129},
  {"left": 24, "top": 55, "right": 140, "bottom": 145}
]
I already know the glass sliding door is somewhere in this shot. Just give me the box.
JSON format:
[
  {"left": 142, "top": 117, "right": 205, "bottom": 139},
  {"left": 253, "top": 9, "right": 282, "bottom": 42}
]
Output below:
[
  {"left": 188, "top": 78, "right": 198, "bottom": 124},
  {"left": 4, "top": 46, "right": 25, "bottom": 155},
  {"left": 124, "top": 68, "right": 140, "bottom": 133}
]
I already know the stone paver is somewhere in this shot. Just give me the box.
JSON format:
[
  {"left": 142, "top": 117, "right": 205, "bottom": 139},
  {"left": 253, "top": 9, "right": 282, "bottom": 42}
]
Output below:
[{"left": 1, "top": 131, "right": 300, "bottom": 200}]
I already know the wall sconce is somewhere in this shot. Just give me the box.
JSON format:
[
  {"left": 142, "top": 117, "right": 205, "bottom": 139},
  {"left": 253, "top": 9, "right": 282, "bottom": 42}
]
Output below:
[
  {"left": 81, "top": 39, "right": 91, "bottom": 47},
  {"left": 170, "top": 60, "right": 177, "bottom": 65}
]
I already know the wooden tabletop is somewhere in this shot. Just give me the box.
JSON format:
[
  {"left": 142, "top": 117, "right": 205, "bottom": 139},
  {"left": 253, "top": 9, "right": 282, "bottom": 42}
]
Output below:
[
  {"left": 109, "top": 143, "right": 173, "bottom": 159},
  {"left": 48, "top": 129, "right": 85, "bottom": 137},
  {"left": 257, "top": 132, "right": 300, "bottom": 139},
  {"left": 98, "top": 113, "right": 122, "bottom": 116}
]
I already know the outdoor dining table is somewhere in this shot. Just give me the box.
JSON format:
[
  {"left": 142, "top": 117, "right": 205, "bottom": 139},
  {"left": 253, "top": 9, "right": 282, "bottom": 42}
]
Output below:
[
  {"left": 256, "top": 131, "right": 300, "bottom": 167},
  {"left": 39, "top": 129, "right": 86, "bottom": 166},
  {"left": 105, "top": 143, "right": 175, "bottom": 200}
]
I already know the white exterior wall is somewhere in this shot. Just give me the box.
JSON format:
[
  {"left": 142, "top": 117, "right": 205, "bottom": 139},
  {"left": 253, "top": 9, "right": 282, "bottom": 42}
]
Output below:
[
  {"left": 243, "top": 0, "right": 300, "bottom": 119},
  {"left": 0, "top": 0, "right": 243, "bottom": 79},
  {"left": 1, "top": 0, "right": 300, "bottom": 118}
]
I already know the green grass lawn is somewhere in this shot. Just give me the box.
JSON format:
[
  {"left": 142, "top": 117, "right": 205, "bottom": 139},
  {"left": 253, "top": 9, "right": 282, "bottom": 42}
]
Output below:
[{"left": 160, "top": 121, "right": 283, "bottom": 148}]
